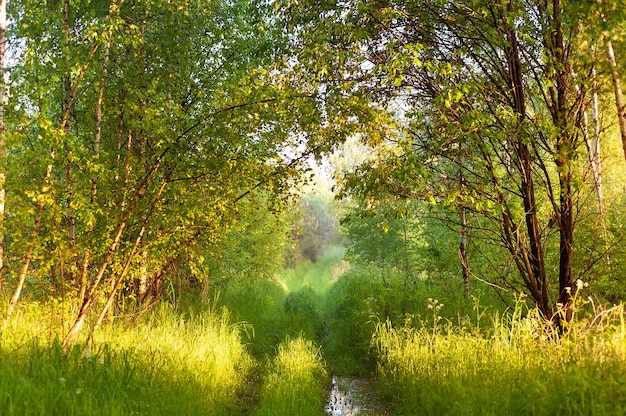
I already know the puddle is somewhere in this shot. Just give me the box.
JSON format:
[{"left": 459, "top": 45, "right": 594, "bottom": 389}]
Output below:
[{"left": 325, "top": 375, "right": 390, "bottom": 416}]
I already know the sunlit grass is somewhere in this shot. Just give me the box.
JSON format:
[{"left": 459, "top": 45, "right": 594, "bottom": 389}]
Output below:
[
  {"left": 13, "top": 252, "right": 624, "bottom": 416},
  {"left": 0, "top": 301, "right": 252, "bottom": 415},
  {"left": 374, "top": 300, "right": 626, "bottom": 415},
  {"left": 253, "top": 337, "right": 328, "bottom": 416}
]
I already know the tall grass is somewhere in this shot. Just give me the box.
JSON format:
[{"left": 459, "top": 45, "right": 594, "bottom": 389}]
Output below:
[
  {"left": 217, "top": 247, "right": 346, "bottom": 357},
  {"left": 374, "top": 299, "right": 626, "bottom": 415},
  {"left": 253, "top": 337, "right": 328, "bottom": 416},
  {"left": 321, "top": 264, "right": 506, "bottom": 375},
  {"left": 0, "top": 302, "right": 252, "bottom": 415}
]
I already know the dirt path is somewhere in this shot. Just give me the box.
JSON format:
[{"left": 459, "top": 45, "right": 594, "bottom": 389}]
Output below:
[{"left": 324, "top": 374, "right": 391, "bottom": 416}]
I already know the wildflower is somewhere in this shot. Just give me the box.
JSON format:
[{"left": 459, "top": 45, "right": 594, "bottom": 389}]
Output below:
[{"left": 576, "top": 279, "right": 584, "bottom": 291}]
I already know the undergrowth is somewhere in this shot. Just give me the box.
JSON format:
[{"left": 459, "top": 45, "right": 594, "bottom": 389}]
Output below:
[
  {"left": 374, "top": 296, "right": 626, "bottom": 415},
  {"left": 0, "top": 303, "right": 251, "bottom": 415},
  {"left": 253, "top": 338, "right": 328, "bottom": 416},
  {"left": 3, "top": 250, "right": 626, "bottom": 416}
]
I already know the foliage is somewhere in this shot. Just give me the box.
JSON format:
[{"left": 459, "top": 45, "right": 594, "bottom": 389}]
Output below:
[
  {"left": 290, "top": 0, "right": 626, "bottom": 320},
  {"left": 341, "top": 197, "right": 460, "bottom": 282},
  {"left": 207, "top": 193, "right": 292, "bottom": 284},
  {"left": 2, "top": 0, "right": 378, "bottom": 345}
]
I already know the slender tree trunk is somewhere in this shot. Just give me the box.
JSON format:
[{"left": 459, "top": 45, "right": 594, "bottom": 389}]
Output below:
[
  {"left": 62, "top": 150, "right": 168, "bottom": 350},
  {"left": 457, "top": 143, "right": 470, "bottom": 298},
  {"left": 77, "top": 35, "right": 112, "bottom": 302},
  {"left": 606, "top": 39, "right": 626, "bottom": 163},
  {"left": 62, "top": 0, "right": 78, "bottom": 288},
  {"left": 0, "top": 0, "right": 6, "bottom": 293},
  {"left": 136, "top": 129, "right": 149, "bottom": 305},
  {"left": 589, "top": 72, "right": 612, "bottom": 270},
  {"left": 84, "top": 177, "right": 169, "bottom": 346},
  {"left": 551, "top": 0, "right": 575, "bottom": 320},
  {"left": 1, "top": 154, "right": 54, "bottom": 331},
  {"left": 502, "top": 3, "right": 549, "bottom": 316},
  {"left": 459, "top": 205, "right": 470, "bottom": 298},
  {"left": 587, "top": 71, "right": 604, "bottom": 211},
  {"left": 137, "top": 247, "right": 149, "bottom": 304},
  {"left": 88, "top": 224, "right": 149, "bottom": 345}
]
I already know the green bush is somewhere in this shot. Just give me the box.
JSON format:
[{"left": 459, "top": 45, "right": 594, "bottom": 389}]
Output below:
[{"left": 283, "top": 286, "right": 324, "bottom": 341}]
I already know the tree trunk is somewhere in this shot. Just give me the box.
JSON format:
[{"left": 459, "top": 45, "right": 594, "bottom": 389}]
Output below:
[
  {"left": 62, "top": 0, "right": 78, "bottom": 288},
  {"left": 73, "top": 177, "right": 169, "bottom": 349},
  {"left": 137, "top": 247, "right": 149, "bottom": 304},
  {"left": 62, "top": 152, "right": 169, "bottom": 350},
  {"left": 0, "top": 0, "right": 6, "bottom": 293},
  {"left": 1, "top": 156, "right": 54, "bottom": 332},
  {"left": 606, "top": 39, "right": 626, "bottom": 163},
  {"left": 62, "top": 214, "right": 128, "bottom": 350},
  {"left": 458, "top": 205, "right": 470, "bottom": 298},
  {"left": 587, "top": 70, "right": 604, "bottom": 211},
  {"left": 538, "top": 0, "right": 576, "bottom": 322},
  {"left": 502, "top": 4, "right": 550, "bottom": 316},
  {"left": 88, "top": 224, "right": 149, "bottom": 345},
  {"left": 77, "top": 35, "right": 112, "bottom": 302}
]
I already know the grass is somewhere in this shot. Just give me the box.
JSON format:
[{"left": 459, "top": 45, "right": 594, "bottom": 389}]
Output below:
[
  {"left": 4, "top": 252, "right": 626, "bottom": 416},
  {"left": 252, "top": 337, "right": 328, "bottom": 416},
  {"left": 373, "top": 299, "right": 626, "bottom": 415},
  {"left": 0, "top": 302, "right": 252, "bottom": 416},
  {"left": 217, "top": 246, "right": 346, "bottom": 358},
  {"left": 0, "top": 247, "right": 344, "bottom": 415}
]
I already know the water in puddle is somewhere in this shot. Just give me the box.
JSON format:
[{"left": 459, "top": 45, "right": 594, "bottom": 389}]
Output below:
[{"left": 324, "top": 374, "right": 390, "bottom": 416}]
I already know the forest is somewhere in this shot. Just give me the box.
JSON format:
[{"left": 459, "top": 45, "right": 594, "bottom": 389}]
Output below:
[{"left": 0, "top": 0, "right": 626, "bottom": 414}]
